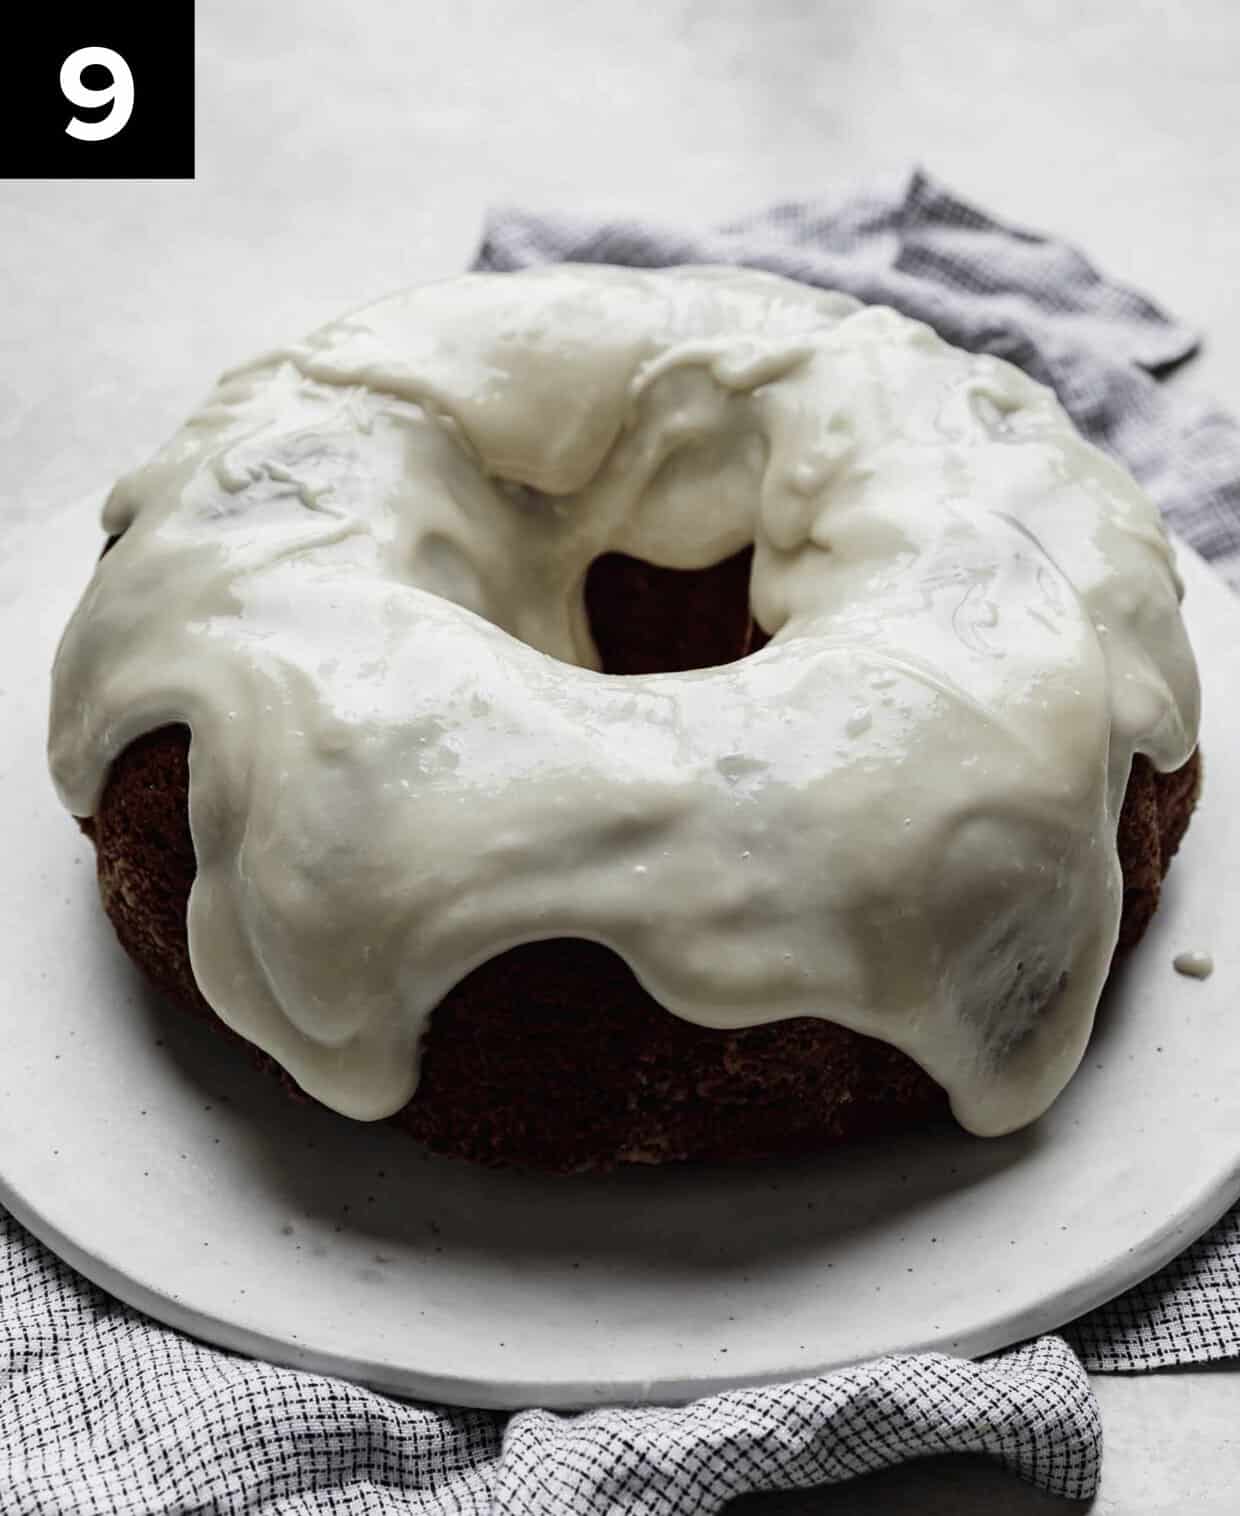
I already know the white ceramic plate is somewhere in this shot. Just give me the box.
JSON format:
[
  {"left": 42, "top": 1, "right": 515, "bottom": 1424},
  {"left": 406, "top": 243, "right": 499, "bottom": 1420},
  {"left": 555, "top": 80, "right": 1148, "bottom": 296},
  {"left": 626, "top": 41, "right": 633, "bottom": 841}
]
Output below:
[{"left": 2, "top": 496, "right": 1238, "bottom": 1410}]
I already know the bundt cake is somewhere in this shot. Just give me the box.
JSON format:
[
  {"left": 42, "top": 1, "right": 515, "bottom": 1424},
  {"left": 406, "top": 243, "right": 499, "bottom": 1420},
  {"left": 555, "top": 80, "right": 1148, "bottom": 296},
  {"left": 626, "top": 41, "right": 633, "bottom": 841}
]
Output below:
[{"left": 48, "top": 265, "right": 1202, "bottom": 1169}]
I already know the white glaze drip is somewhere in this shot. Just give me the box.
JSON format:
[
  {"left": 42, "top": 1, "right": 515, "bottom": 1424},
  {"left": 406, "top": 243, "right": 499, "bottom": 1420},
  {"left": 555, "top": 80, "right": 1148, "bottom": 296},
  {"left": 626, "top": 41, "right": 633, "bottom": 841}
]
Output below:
[
  {"left": 1173, "top": 951, "right": 1213, "bottom": 980},
  {"left": 48, "top": 265, "right": 1200, "bottom": 1136}
]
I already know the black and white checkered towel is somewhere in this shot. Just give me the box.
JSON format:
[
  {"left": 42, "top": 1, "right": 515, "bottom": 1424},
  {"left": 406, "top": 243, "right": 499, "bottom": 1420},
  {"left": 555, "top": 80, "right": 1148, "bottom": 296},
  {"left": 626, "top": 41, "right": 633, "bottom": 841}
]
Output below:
[{"left": 5, "top": 168, "right": 1240, "bottom": 1513}]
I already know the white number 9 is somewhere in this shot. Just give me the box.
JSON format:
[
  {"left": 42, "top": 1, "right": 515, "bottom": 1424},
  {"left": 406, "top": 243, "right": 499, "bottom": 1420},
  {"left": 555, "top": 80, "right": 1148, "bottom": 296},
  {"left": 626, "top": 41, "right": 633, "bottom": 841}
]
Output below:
[{"left": 61, "top": 46, "right": 134, "bottom": 142}]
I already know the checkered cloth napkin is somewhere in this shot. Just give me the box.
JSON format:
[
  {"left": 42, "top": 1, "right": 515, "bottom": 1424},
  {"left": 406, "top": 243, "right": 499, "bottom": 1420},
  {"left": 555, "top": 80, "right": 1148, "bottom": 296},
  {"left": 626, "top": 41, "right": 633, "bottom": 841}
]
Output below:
[{"left": 5, "top": 168, "right": 1240, "bottom": 1513}]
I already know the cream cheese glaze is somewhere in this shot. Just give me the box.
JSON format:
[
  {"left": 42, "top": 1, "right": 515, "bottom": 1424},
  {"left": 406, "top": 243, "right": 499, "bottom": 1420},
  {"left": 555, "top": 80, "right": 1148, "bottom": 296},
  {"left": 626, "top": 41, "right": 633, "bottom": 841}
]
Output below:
[{"left": 48, "top": 264, "right": 1200, "bottom": 1137}]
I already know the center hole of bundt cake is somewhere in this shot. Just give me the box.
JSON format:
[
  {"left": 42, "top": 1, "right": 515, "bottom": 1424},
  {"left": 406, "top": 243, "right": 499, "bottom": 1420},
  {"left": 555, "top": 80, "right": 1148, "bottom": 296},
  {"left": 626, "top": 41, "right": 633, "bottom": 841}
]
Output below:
[{"left": 583, "top": 544, "right": 770, "bottom": 675}]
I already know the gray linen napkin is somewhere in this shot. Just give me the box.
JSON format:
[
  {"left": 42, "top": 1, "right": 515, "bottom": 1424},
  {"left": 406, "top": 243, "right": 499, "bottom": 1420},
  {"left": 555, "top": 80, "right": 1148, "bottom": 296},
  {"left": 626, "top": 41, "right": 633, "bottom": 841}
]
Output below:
[{"left": 4, "top": 168, "right": 1239, "bottom": 1513}]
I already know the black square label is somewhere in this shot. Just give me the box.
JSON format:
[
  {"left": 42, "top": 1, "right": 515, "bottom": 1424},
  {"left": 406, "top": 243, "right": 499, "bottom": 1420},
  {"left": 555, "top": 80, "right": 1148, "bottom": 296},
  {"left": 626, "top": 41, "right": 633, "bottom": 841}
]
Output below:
[{"left": 1, "top": 2, "right": 194, "bottom": 179}]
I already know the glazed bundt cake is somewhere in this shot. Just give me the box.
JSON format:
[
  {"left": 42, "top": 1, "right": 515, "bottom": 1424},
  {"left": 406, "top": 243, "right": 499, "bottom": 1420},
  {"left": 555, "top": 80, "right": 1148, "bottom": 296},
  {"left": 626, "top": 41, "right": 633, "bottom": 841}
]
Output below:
[{"left": 49, "top": 265, "right": 1201, "bottom": 1170}]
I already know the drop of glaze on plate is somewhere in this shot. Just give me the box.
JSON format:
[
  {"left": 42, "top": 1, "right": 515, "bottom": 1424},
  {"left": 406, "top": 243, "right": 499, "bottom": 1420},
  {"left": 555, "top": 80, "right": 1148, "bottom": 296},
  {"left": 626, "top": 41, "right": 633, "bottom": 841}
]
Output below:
[{"left": 1173, "top": 951, "right": 1214, "bottom": 979}]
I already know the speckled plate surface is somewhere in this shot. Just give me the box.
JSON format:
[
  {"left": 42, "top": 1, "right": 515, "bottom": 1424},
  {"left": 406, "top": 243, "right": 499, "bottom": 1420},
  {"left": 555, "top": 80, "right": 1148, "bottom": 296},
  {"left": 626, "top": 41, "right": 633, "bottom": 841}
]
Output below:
[{"left": 2, "top": 497, "right": 1238, "bottom": 1410}]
